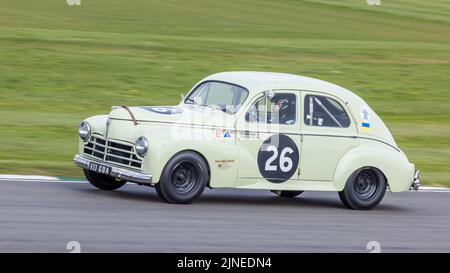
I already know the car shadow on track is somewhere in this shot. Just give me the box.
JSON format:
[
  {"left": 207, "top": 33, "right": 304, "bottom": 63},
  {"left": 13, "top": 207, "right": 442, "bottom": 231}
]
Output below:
[
  {"left": 196, "top": 192, "right": 409, "bottom": 212},
  {"left": 74, "top": 186, "right": 342, "bottom": 209},
  {"left": 199, "top": 193, "right": 342, "bottom": 209},
  {"left": 70, "top": 184, "right": 409, "bottom": 212}
]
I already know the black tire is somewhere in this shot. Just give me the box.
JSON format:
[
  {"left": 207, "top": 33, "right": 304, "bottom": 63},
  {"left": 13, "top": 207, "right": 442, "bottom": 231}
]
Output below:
[
  {"left": 154, "top": 182, "right": 168, "bottom": 203},
  {"left": 338, "top": 167, "right": 387, "bottom": 210},
  {"left": 271, "top": 190, "right": 303, "bottom": 198},
  {"left": 155, "top": 151, "right": 208, "bottom": 204},
  {"left": 83, "top": 169, "right": 127, "bottom": 191}
]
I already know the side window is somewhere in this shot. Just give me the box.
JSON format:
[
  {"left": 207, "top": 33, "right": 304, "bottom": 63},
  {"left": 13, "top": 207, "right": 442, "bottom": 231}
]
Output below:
[
  {"left": 246, "top": 96, "right": 267, "bottom": 123},
  {"left": 304, "top": 95, "right": 350, "bottom": 128},
  {"left": 246, "top": 93, "right": 296, "bottom": 125}
]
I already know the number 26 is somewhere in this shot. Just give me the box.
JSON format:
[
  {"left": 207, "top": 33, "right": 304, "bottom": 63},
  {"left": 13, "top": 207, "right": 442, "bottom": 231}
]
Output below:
[{"left": 265, "top": 146, "right": 294, "bottom": 172}]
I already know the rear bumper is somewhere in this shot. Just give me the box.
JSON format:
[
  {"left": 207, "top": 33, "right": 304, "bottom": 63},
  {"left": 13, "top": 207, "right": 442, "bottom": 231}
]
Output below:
[
  {"left": 74, "top": 154, "right": 152, "bottom": 185},
  {"left": 411, "top": 170, "right": 420, "bottom": 191}
]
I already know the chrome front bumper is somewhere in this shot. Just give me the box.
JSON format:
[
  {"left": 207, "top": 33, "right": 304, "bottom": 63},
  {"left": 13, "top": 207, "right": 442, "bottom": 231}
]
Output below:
[
  {"left": 411, "top": 170, "right": 420, "bottom": 191},
  {"left": 74, "top": 154, "right": 152, "bottom": 185}
]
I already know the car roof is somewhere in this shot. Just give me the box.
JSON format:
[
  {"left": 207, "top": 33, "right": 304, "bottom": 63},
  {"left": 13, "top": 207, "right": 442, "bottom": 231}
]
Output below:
[
  {"left": 198, "top": 71, "right": 396, "bottom": 147},
  {"left": 203, "top": 71, "right": 358, "bottom": 100}
]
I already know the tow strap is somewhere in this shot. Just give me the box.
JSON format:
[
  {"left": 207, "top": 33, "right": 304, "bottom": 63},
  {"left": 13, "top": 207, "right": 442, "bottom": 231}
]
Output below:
[{"left": 121, "top": 105, "right": 138, "bottom": 126}]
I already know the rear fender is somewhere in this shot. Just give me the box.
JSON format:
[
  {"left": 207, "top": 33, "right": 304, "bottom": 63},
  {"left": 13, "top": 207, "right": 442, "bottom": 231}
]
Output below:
[{"left": 333, "top": 141, "right": 414, "bottom": 192}]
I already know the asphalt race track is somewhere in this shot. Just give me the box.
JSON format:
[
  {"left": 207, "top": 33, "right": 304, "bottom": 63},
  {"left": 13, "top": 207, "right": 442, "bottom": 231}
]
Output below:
[{"left": 0, "top": 179, "right": 449, "bottom": 252}]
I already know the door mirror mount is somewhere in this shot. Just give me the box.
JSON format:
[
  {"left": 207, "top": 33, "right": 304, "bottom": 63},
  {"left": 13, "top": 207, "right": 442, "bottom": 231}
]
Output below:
[{"left": 264, "top": 90, "right": 275, "bottom": 99}]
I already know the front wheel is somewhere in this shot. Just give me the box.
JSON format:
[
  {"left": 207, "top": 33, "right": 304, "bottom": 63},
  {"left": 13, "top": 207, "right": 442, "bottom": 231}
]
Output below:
[
  {"left": 155, "top": 151, "right": 208, "bottom": 204},
  {"left": 338, "top": 167, "right": 387, "bottom": 210},
  {"left": 83, "top": 169, "right": 127, "bottom": 191}
]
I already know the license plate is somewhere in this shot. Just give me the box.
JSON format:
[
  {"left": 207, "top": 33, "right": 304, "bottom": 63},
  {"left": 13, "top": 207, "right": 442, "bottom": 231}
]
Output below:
[{"left": 88, "top": 162, "right": 111, "bottom": 176}]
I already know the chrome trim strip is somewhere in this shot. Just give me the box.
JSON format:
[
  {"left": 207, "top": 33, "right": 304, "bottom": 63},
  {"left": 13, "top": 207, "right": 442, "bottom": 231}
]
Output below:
[
  {"left": 105, "top": 153, "right": 142, "bottom": 164},
  {"left": 84, "top": 134, "right": 143, "bottom": 169},
  {"left": 235, "top": 130, "right": 398, "bottom": 151},
  {"left": 83, "top": 147, "right": 143, "bottom": 166},
  {"left": 86, "top": 141, "right": 131, "bottom": 153},
  {"left": 74, "top": 154, "right": 152, "bottom": 185},
  {"left": 107, "top": 120, "right": 400, "bottom": 152},
  {"left": 357, "top": 136, "right": 400, "bottom": 152}
]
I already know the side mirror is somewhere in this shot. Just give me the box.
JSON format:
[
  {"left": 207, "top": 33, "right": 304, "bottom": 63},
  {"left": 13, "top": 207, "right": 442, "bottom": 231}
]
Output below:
[{"left": 180, "top": 93, "right": 185, "bottom": 100}]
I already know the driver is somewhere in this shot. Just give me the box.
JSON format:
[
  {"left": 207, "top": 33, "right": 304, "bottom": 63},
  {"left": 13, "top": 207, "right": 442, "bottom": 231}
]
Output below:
[{"left": 271, "top": 99, "right": 294, "bottom": 124}]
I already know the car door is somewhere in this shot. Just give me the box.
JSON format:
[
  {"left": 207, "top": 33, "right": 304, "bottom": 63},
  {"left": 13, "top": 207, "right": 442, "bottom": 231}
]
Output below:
[
  {"left": 235, "top": 90, "right": 301, "bottom": 187},
  {"left": 299, "top": 91, "right": 358, "bottom": 181}
]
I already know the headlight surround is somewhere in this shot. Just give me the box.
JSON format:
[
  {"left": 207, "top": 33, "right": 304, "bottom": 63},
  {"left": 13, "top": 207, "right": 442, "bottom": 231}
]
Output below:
[
  {"left": 78, "top": 121, "right": 91, "bottom": 141},
  {"left": 135, "top": 136, "right": 148, "bottom": 157}
]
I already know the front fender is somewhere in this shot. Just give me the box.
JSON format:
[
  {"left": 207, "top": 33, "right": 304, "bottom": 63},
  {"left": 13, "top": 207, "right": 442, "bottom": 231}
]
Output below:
[
  {"left": 78, "top": 115, "right": 108, "bottom": 154},
  {"left": 333, "top": 140, "right": 414, "bottom": 192},
  {"left": 84, "top": 115, "right": 108, "bottom": 134},
  {"left": 139, "top": 123, "right": 238, "bottom": 187}
]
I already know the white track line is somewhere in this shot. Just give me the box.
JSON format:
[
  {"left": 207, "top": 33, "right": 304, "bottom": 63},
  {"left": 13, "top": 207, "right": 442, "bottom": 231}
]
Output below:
[
  {"left": 412, "top": 186, "right": 450, "bottom": 193},
  {"left": 0, "top": 174, "right": 87, "bottom": 183},
  {"left": 413, "top": 190, "right": 450, "bottom": 193},
  {"left": 419, "top": 186, "right": 449, "bottom": 191},
  {"left": 0, "top": 178, "right": 88, "bottom": 184},
  {"left": 0, "top": 175, "right": 59, "bottom": 180}
]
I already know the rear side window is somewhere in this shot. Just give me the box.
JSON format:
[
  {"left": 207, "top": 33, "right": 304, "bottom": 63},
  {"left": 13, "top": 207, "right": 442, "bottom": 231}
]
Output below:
[{"left": 304, "top": 95, "right": 350, "bottom": 128}]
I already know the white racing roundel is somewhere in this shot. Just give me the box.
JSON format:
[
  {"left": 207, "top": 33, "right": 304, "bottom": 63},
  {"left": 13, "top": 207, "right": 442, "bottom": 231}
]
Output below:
[
  {"left": 257, "top": 134, "right": 299, "bottom": 183},
  {"left": 142, "top": 106, "right": 183, "bottom": 115}
]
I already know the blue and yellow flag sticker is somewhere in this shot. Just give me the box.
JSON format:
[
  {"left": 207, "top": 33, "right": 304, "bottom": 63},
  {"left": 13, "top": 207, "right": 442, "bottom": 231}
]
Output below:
[
  {"left": 361, "top": 122, "right": 370, "bottom": 132},
  {"left": 360, "top": 106, "right": 371, "bottom": 132}
]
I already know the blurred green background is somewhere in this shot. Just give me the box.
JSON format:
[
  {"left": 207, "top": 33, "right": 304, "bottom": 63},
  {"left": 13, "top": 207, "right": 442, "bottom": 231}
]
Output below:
[{"left": 0, "top": 0, "right": 449, "bottom": 186}]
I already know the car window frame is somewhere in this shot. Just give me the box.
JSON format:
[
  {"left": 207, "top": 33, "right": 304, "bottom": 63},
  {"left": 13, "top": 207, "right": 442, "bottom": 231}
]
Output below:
[
  {"left": 302, "top": 92, "right": 352, "bottom": 129},
  {"left": 244, "top": 91, "right": 299, "bottom": 126}
]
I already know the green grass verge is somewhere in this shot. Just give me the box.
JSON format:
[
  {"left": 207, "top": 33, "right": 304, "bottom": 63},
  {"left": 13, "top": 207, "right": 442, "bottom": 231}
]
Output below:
[{"left": 0, "top": 0, "right": 449, "bottom": 186}]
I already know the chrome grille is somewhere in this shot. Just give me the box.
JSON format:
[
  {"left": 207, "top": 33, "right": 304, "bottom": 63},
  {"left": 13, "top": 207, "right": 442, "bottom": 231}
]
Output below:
[{"left": 83, "top": 135, "right": 142, "bottom": 169}]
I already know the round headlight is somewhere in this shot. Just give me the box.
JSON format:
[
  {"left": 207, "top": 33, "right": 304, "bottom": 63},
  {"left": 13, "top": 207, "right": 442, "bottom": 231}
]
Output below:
[
  {"left": 78, "top": 121, "right": 91, "bottom": 141},
  {"left": 135, "top": 136, "right": 148, "bottom": 157}
]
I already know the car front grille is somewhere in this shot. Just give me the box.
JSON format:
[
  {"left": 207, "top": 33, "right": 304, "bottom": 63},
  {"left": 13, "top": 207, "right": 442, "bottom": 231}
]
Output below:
[{"left": 83, "top": 135, "right": 142, "bottom": 169}]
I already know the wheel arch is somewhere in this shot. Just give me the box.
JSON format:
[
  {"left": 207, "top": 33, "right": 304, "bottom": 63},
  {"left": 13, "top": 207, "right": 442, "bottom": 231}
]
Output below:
[
  {"left": 333, "top": 144, "right": 410, "bottom": 192},
  {"left": 344, "top": 166, "right": 388, "bottom": 187},
  {"left": 157, "top": 149, "right": 211, "bottom": 186}
]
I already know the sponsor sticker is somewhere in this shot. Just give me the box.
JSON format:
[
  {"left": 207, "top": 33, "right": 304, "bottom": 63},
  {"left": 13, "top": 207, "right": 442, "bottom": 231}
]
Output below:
[
  {"left": 215, "top": 159, "right": 235, "bottom": 169},
  {"left": 215, "top": 129, "right": 234, "bottom": 141},
  {"left": 360, "top": 106, "right": 371, "bottom": 132}
]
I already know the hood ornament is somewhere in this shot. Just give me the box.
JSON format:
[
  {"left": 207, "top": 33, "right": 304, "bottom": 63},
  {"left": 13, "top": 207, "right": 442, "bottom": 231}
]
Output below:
[{"left": 105, "top": 117, "right": 111, "bottom": 137}]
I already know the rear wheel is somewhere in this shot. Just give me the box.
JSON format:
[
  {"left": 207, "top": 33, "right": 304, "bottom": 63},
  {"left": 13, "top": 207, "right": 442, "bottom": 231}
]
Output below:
[
  {"left": 338, "top": 167, "right": 387, "bottom": 210},
  {"left": 83, "top": 169, "right": 127, "bottom": 191},
  {"left": 155, "top": 151, "right": 208, "bottom": 204},
  {"left": 271, "top": 190, "right": 303, "bottom": 198}
]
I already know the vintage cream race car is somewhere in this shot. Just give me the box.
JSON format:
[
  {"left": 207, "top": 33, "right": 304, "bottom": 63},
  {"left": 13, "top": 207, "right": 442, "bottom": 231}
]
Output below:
[{"left": 74, "top": 72, "right": 420, "bottom": 209}]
